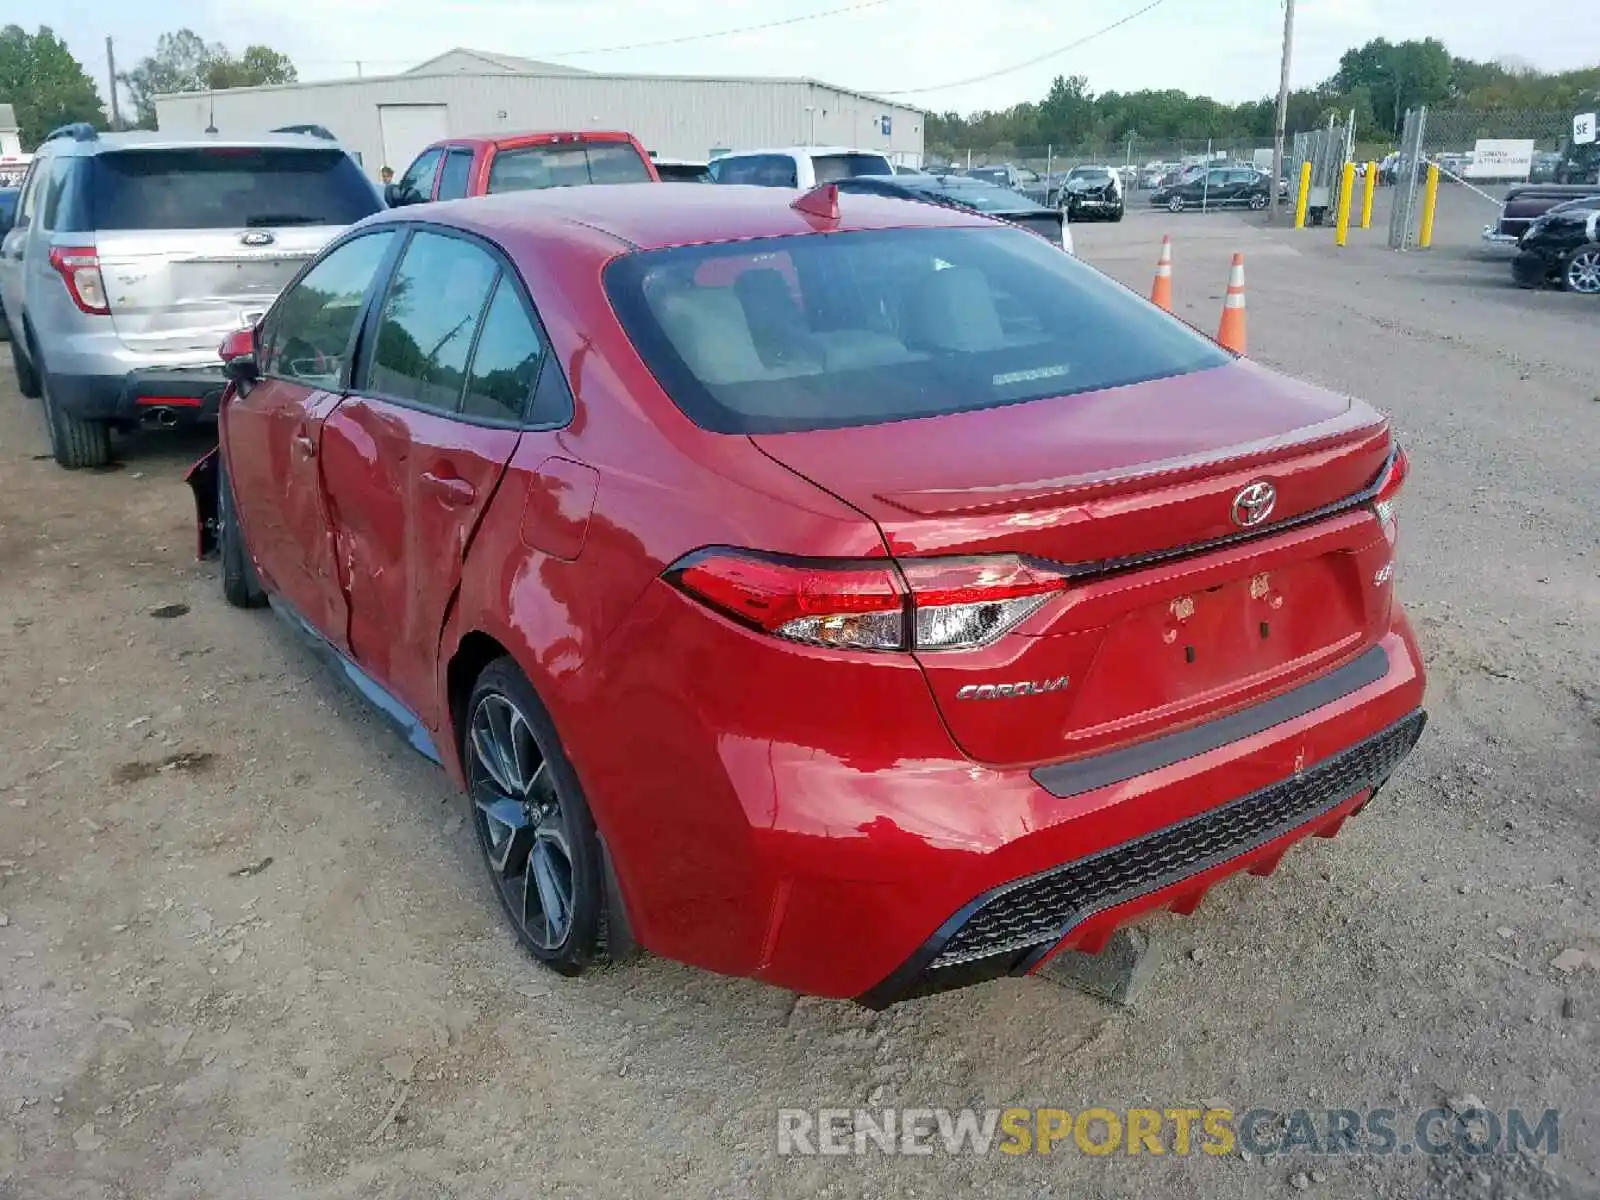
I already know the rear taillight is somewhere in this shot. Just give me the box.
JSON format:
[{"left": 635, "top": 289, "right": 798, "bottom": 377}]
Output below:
[
  {"left": 1370, "top": 444, "right": 1408, "bottom": 542},
  {"left": 47, "top": 246, "right": 109, "bottom": 315},
  {"left": 666, "top": 550, "right": 1065, "bottom": 652}
]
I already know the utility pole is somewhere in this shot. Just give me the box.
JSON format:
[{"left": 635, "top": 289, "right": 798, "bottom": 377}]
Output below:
[
  {"left": 1267, "top": 0, "right": 1296, "bottom": 222},
  {"left": 105, "top": 36, "right": 121, "bottom": 129}
]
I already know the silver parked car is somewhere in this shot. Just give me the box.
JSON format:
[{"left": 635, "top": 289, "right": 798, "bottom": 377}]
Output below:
[{"left": 0, "top": 125, "right": 381, "bottom": 467}]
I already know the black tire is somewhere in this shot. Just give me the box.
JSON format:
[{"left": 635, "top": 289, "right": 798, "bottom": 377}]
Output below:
[
  {"left": 1111, "top": 205, "right": 1125, "bottom": 223},
  {"left": 465, "top": 658, "right": 604, "bottom": 975},
  {"left": 11, "top": 331, "right": 41, "bottom": 398},
  {"left": 1168, "top": 195, "right": 1185, "bottom": 213},
  {"left": 218, "top": 454, "right": 267, "bottom": 608},
  {"left": 39, "top": 365, "right": 111, "bottom": 469}
]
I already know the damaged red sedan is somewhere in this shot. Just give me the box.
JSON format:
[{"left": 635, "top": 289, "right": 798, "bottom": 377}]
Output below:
[{"left": 191, "top": 182, "right": 1425, "bottom": 1005}]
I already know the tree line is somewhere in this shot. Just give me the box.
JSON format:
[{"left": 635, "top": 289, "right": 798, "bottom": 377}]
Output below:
[
  {"left": 926, "top": 39, "right": 1600, "bottom": 154},
  {"left": 0, "top": 24, "right": 297, "bottom": 147}
]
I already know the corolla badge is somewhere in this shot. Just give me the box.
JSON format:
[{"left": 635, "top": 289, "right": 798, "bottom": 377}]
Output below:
[
  {"left": 239, "top": 230, "right": 275, "bottom": 246},
  {"left": 1230, "top": 480, "right": 1277, "bottom": 528}
]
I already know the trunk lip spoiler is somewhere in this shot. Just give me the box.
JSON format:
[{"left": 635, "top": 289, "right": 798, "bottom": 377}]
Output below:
[{"left": 1033, "top": 444, "right": 1399, "bottom": 584}]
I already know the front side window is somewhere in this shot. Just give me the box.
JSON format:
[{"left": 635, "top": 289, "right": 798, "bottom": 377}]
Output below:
[
  {"left": 366, "top": 230, "right": 498, "bottom": 411},
  {"left": 486, "top": 142, "right": 652, "bottom": 192},
  {"left": 261, "top": 231, "right": 396, "bottom": 386},
  {"left": 606, "top": 225, "right": 1230, "bottom": 434},
  {"left": 396, "top": 149, "right": 444, "bottom": 203}
]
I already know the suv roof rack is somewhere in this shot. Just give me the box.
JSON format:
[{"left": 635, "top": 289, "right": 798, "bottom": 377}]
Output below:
[{"left": 44, "top": 123, "right": 99, "bottom": 144}]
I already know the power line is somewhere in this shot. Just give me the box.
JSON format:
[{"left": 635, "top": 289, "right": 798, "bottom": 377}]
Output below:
[
  {"left": 868, "top": 0, "right": 1170, "bottom": 96},
  {"left": 289, "top": 0, "right": 894, "bottom": 71},
  {"left": 546, "top": 0, "right": 893, "bottom": 57}
]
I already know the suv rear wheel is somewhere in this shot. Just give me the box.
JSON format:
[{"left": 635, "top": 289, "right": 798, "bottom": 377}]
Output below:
[{"left": 39, "top": 365, "right": 112, "bottom": 469}]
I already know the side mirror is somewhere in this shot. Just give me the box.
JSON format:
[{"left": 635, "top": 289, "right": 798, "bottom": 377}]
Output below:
[{"left": 220, "top": 327, "right": 258, "bottom": 386}]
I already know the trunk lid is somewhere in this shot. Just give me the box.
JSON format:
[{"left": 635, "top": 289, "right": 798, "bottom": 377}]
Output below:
[
  {"left": 751, "top": 360, "right": 1397, "bottom": 767},
  {"left": 95, "top": 227, "right": 339, "bottom": 354}
]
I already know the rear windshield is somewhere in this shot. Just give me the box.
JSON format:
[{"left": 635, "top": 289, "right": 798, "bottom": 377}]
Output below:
[
  {"left": 487, "top": 142, "right": 652, "bottom": 192},
  {"left": 654, "top": 162, "right": 712, "bottom": 183},
  {"left": 605, "top": 225, "right": 1229, "bottom": 434},
  {"left": 811, "top": 153, "right": 894, "bottom": 182},
  {"left": 90, "top": 147, "right": 379, "bottom": 231}
]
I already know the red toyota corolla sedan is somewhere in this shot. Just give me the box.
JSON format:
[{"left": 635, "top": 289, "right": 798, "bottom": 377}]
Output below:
[{"left": 189, "top": 183, "right": 1425, "bottom": 1005}]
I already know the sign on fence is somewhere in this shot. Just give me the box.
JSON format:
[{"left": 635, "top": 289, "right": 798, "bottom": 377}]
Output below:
[
  {"left": 1575, "top": 113, "right": 1597, "bottom": 146},
  {"left": 1467, "top": 139, "right": 1536, "bottom": 179}
]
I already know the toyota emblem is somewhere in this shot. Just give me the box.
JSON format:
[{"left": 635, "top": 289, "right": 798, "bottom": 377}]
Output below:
[{"left": 1230, "top": 480, "right": 1277, "bottom": 528}]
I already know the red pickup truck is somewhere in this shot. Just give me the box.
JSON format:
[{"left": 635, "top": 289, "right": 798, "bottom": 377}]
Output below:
[{"left": 385, "top": 130, "right": 659, "bottom": 206}]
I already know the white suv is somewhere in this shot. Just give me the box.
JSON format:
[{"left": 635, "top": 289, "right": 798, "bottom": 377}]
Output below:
[{"left": 708, "top": 147, "right": 894, "bottom": 188}]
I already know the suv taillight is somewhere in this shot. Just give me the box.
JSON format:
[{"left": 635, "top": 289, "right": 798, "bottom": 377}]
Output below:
[
  {"left": 48, "top": 246, "right": 110, "bottom": 315},
  {"left": 666, "top": 549, "right": 1066, "bottom": 651},
  {"left": 1370, "top": 444, "right": 1408, "bottom": 543}
]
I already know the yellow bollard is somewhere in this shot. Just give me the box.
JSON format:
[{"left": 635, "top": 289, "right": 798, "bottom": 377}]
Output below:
[
  {"left": 1335, "top": 161, "right": 1356, "bottom": 246},
  {"left": 1360, "top": 161, "right": 1376, "bottom": 229},
  {"left": 1418, "top": 163, "right": 1440, "bottom": 248},
  {"left": 1294, "top": 161, "right": 1312, "bottom": 229}
]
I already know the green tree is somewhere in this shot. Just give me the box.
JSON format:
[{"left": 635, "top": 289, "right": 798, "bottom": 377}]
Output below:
[
  {"left": 0, "top": 25, "right": 105, "bottom": 148},
  {"left": 120, "top": 28, "right": 297, "bottom": 128},
  {"left": 1333, "top": 37, "right": 1452, "bottom": 136}
]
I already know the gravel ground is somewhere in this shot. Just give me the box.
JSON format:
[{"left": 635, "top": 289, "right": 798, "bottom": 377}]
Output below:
[{"left": 1, "top": 185, "right": 1597, "bottom": 1199}]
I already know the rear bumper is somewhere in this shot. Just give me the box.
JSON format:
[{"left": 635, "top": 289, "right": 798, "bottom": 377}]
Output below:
[
  {"left": 569, "top": 580, "right": 1428, "bottom": 1002},
  {"left": 49, "top": 366, "right": 227, "bottom": 422},
  {"left": 1481, "top": 225, "right": 1522, "bottom": 250}
]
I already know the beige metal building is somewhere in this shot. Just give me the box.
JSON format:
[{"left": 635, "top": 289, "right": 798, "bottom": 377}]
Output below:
[{"left": 152, "top": 47, "right": 926, "bottom": 178}]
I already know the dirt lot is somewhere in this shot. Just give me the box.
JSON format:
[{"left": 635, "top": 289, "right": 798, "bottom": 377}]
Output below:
[{"left": 1, "top": 191, "right": 1597, "bottom": 1199}]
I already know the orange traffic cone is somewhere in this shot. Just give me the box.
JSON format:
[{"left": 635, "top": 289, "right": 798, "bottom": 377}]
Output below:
[
  {"left": 1217, "top": 253, "right": 1247, "bottom": 354},
  {"left": 1151, "top": 235, "right": 1173, "bottom": 310}
]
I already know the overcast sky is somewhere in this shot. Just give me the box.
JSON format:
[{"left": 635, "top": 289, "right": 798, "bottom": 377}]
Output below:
[{"left": 48, "top": 0, "right": 1598, "bottom": 115}]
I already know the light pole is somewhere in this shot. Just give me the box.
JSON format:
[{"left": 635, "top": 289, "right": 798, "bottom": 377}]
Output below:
[{"left": 1268, "top": 0, "right": 1297, "bottom": 222}]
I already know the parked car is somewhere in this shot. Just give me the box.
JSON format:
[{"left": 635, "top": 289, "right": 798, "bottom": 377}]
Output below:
[
  {"left": 1530, "top": 151, "right": 1564, "bottom": 183},
  {"left": 1511, "top": 196, "right": 1600, "bottom": 292},
  {"left": 0, "top": 153, "right": 30, "bottom": 189},
  {"left": 0, "top": 125, "right": 381, "bottom": 468},
  {"left": 1138, "top": 162, "right": 1172, "bottom": 190},
  {"left": 387, "top": 130, "right": 658, "bottom": 207},
  {"left": 891, "top": 163, "right": 927, "bottom": 175},
  {"left": 1151, "top": 167, "right": 1271, "bottom": 212},
  {"left": 189, "top": 182, "right": 1425, "bottom": 1004},
  {"left": 1481, "top": 183, "right": 1600, "bottom": 248},
  {"left": 0, "top": 186, "right": 16, "bottom": 341},
  {"left": 650, "top": 157, "right": 712, "bottom": 183},
  {"left": 708, "top": 147, "right": 893, "bottom": 188},
  {"left": 1058, "top": 164, "right": 1124, "bottom": 221},
  {"left": 963, "top": 163, "right": 1058, "bottom": 207},
  {"left": 833, "top": 173, "right": 1073, "bottom": 252}
]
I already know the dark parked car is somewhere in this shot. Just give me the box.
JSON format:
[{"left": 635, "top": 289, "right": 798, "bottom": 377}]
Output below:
[
  {"left": 188, "top": 183, "right": 1423, "bottom": 1004},
  {"left": 0, "top": 186, "right": 15, "bottom": 340},
  {"left": 1152, "top": 167, "right": 1271, "bottom": 212},
  {"left": 1511, "top": 196, "right": 1600, "bottom": 292},
  {"left": 1058, "top": 165, "right": 1124, "bottom": 222},
  {"left": 1483, "top": 183, "right": 1600, "bottom": 247},
  {"left": 833, "top": 173, "right": 1072, "bottom": 251}
]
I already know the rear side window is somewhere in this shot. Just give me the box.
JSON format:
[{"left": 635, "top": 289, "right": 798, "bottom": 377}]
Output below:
[
  {"left": 710, "top": 155, "right": 797, "bottom": 187},
  {"left": 461, "top": 278, "right": 545, "bottom": 422},
  {"left": 435, "top": 150, "right": 474, "bottom": 201},
  {"left": 367, "top": 230, "right": 498, "bottom": 411},
  {"left": 487, "top": 142, "right": 651, "bottom": 192},
  {"left": 261, "top": 231, "right": 396, "bottom": 386},
  {"left": 811, "top": 153, "right": 893, "bottom": 182},
  {"left": 90, "top": 148, "right": 379, "bottom": 230},
  {"left": 605, "top": 225, "right": 1230, "bottom": 434}
]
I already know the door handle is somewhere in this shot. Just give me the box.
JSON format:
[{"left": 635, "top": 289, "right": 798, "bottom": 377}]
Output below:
[
  {"left": 421, "top": 470, "right": 476, "bottom": 506},
  {"left": 292, "top": 432, "right": 316, "bottom": 458}
]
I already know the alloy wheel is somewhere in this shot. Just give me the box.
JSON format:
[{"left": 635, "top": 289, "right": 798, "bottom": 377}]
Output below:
[
  {"left": 468, "top": 692, "right": 576, "bottom": 952},
  {"left": 1565, "top": 249, "right": 1600, "bottom": 294},
  {"left": 1250, "top": 193, "right": 1268, "bottom": 210},
  {"left": 1169, "top": 196, "right": 1185, "bottom": 213}
]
